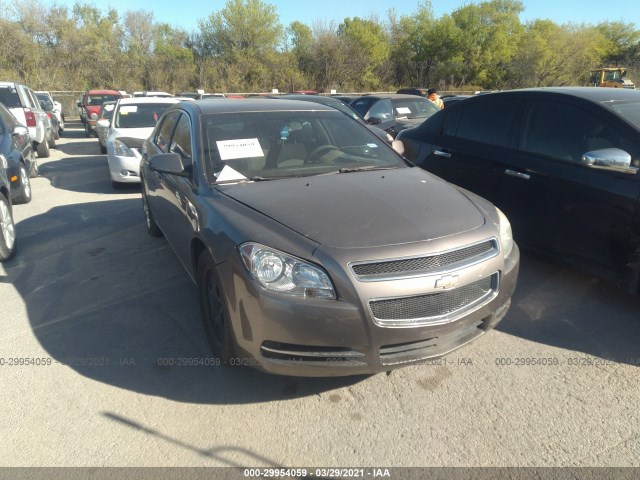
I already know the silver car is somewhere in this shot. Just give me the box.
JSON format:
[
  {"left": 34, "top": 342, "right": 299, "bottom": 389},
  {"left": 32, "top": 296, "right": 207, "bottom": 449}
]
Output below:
[{"left": 140, "top": 99, "right": 520, "bottom": 376}]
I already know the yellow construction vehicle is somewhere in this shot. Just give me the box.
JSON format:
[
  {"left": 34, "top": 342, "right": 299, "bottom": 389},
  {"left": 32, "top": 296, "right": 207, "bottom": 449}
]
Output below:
[{"left": 588, "top": 67, "right": 635, "bottom": 89}]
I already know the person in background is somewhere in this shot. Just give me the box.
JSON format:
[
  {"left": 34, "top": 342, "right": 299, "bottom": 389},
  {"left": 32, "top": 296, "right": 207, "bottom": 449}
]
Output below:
[{"left": 427, "top": 88, "right": 444, "bottom": 109}]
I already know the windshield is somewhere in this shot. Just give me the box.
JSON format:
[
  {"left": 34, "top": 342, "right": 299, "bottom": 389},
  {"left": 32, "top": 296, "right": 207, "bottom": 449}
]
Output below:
[
  {"left": 202, "top": 111, "right": 406, "bottom": 183},
  {"left": 392, "top": 97, "right": 440, "bottom": 119},
  {"left": 609, "top": 101, "right": 640, "bottom": 129},
  {"left": 114, "top": 103, "right": 172, "bottom": 129},
  {"left": 87, "top": 94, "right": 120, "bottom": 106}
]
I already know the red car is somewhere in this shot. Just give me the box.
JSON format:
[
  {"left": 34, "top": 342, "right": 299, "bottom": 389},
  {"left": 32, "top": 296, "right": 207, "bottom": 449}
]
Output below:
[{"left": 77, "top": 90, "right": 122, "bottom": 137}]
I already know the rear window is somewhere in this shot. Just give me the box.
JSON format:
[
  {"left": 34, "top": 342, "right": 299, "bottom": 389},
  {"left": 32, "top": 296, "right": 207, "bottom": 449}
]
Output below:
[{"left": 0, "top": 86, "right": 21, "bottom": 109}]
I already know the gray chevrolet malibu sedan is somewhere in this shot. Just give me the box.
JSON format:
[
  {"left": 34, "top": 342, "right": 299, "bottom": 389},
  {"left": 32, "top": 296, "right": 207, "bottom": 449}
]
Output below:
[{"left": 140, "top": 99, "right": 520, "bottom": 376}]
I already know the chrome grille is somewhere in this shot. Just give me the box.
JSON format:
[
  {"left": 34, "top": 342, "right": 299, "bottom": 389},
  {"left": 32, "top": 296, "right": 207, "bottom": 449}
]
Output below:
[
  {"left": 369, "top": 273, "right": 498, "bottom": 327},
  {"left": 351, "top": 239, "right": 497, "bottom": 281}
]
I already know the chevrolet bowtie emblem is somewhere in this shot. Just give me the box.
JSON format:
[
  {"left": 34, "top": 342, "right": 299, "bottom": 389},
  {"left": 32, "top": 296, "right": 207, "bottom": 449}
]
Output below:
[{"left": 435, "top": 274, "right": 460, "bottom": 289}]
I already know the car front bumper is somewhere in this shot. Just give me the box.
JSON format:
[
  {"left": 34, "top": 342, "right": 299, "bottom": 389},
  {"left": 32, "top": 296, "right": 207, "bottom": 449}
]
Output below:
[
  {"left": 219, "top": 242, "right": 520, "bottom": 377},
  {"left": 107, "top": 154, "right": 141, "bottom": 183}
]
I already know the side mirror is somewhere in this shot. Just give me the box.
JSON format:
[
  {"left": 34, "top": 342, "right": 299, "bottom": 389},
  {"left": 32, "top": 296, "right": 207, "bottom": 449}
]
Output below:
[
  {"left": 392, "top": 139, "right": 405, "bottom": 155},
  {"left": 77, "top": 101, "right": 82, "bottom": 108},
  {"left": 367, "top": 117, "right": 382, "bottom": 126},
  {"left": 11, "top": 125, "right": 29, "bottom": 137},
  {"left": 149, "top": 153, "right": 190, "bottom": 177},
  {"left": 581, "top": 148, "right": 636, "bottom": 172},
  {"left": 96, "top": 119, "right": 110, "bottom": 129}
]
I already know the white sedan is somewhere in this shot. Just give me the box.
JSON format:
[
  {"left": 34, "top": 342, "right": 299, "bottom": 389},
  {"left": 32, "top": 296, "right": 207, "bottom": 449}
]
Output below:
[{"left": 104, "top": 97, "right": 179, "bottom": 188}]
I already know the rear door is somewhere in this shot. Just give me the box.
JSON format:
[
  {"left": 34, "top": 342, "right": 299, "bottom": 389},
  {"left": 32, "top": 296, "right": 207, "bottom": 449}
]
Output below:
[{"left": 418, "top": 96, "right": 523, "bottom": 219}]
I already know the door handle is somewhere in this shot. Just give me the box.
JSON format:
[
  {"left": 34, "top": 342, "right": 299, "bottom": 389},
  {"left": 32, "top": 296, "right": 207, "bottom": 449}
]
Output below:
[
  {"left": 434, "top": 150, "right": 451, "bottom": 158},
  {"left": 505, "top": 169, "right": 531, "bottom": 180}
]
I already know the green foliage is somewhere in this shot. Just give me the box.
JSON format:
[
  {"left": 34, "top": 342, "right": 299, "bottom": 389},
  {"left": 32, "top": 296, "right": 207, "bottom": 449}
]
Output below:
[{"left": 0, "top": 0, "right": 638, "bottom": 94}]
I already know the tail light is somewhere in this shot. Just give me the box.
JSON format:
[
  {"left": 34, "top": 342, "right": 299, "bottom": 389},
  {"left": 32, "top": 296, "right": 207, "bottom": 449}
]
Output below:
[
  {"left": 47, "top": 112, "right": 53, "bottom": 120},
  {"left": 24, "top": 108, "right": 36, "bottom": 127}
]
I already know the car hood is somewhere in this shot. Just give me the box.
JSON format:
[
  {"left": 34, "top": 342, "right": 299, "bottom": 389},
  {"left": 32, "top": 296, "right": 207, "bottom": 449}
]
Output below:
[
  {"left": 217, "top": 167, "right": 486, "bottom": 248},
  {"left": 109, "top": 127, "right": 154, "bottom": 141}
]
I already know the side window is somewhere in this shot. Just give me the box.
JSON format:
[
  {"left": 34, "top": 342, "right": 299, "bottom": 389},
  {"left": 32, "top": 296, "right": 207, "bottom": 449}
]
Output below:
[
  {"left": 169, "top": 114, "right": 192, "bottom": 164},
  {"left": 155, "top": 111, "right": 181, "bottom": 153},
  {"left": 520, "top": 100, "right": 624, "bottom": 165},
  {"left": 455, "top": 99, "right": 518, "bottom": 147}
]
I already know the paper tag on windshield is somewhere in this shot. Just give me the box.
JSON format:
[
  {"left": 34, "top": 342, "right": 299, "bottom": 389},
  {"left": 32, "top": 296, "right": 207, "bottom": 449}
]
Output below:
[
  {"left": 216, "top": 165, "right": 248, "bottom": 182},
  {"left": 217, "top": 138, "right": 264, "bottom": 161},
  {"left": 395, "top": 107, "right": 411, "bottom": 115},
  {"left": 119, "top": 106, "right": 138, "bottom": 114}
]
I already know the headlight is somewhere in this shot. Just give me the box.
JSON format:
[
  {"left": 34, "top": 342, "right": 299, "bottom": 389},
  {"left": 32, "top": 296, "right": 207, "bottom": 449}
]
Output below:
[
  {"left": 112, "top": 139, "right": 135, "bottom": 157},
  {"left": 496, "top": 208, "right": 514, "bottom": 258},
  {"left": 239, "top": 242, "right": 336, "bottom": 299},
  {"left": 0, "top": 154, "right": 7, "bottom": 169}
]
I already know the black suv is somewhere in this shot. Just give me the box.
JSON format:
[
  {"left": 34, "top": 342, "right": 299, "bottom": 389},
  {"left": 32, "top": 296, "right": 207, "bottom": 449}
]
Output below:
[{"left": 0, "top": 153, "right": 16, "bottom": 261}]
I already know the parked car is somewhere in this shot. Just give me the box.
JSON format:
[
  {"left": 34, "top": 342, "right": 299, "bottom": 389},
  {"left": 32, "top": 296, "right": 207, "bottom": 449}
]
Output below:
[
  {"left": 0, "top": 81, "right": 53, "bottom": 158},
  {"left": 349, "top": 93, "right": 440, "bottom": 138},
  {"left": 77, "top": 90, "right": 122, "bottom": 137},
  {"left": 36, "top": 91, "right": 64, "bottom": 135},
  {"left": 132, "top": 91, "right": 174, "bottom": 98},
  {"left": 0, "top": 102, "right": 36, "bottom": 204},
  {"left": 397, "top": 87, "right": 640, "bottom": 293},
  {"left": 35, "top": 93, "right": 60, "bottom": 141},
  {"left": 103, "top": 97, "right": 179, "bottom": 188},
  {"left": 140, "top": 99, "right": 520, "bottom": 376},
  {"left": 0, "top": 154, "right": 16, "bottom": 261},
  {"left": 269, "top": 94, "right": 394, "bottom": 143},
  {"left": 95, "top": 101, "right": 116, "bottom": 154},
  {"left": 397, "top": 87, "right": 429, "bottom": 97}
]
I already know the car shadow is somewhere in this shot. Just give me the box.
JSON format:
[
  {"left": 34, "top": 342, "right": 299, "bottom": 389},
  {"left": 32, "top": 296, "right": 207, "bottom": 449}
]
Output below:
[
  {"left": 5, "top": 198, "right": 366, "bottom": 404},
  {"left": 496, "top": 251, "right": 640, "bottom": 366},
  {"left": 38, "top": 151, "right": 140, "bottom": 195}
]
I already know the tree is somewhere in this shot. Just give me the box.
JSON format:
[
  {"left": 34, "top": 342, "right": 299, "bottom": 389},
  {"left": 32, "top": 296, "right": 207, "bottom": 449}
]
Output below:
[
  {"left": 197, "top": 0, "right": 283, "bottom": 91},
  {"left": 338, "top": 17, "right": 389, "bottom": 90}
]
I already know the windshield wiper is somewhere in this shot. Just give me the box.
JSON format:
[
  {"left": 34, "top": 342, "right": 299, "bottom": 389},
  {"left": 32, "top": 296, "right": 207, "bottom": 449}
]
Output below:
[{"left": 337, "top": 166, "right": 397, "bottom": 174}]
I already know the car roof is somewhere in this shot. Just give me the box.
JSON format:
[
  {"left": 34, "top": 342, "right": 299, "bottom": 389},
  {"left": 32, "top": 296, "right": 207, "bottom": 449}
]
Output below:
[
  {"left": 354, "top": 93, "right": 430, "bottom": 101},
  {"left": 86, "top": 90, "right": 121, "bottom": 95},
  {"left": 178, "top": 98, "right": 337, "bottom": 115},
  {"left": 117, "top": 97, "right": 180, "bottom": 105},
  {"left": 482, "top": 87, "right": 640, "bottom": 103}
]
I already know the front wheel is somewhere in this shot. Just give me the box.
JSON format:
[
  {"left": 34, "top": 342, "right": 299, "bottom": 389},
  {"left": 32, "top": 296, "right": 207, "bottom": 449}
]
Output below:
[
  {"left": 0, "top": 195, "right": 16, "bottom": 261},
  {"left": 197, "top": 253, "right": 235, "bottom": 363}
]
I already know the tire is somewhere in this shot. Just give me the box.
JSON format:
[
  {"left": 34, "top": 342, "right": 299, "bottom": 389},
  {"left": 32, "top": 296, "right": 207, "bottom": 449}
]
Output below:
[
  {"left": 47, "top": 130, "right": 56, "bottom": 148},
  {"left": 14, "top": 163, "right": 32, "bottom": 204},
  {"left": 141, "top": 184, "right": 162, "bottom": 237},
  {"left": 53, "top": 127, "right": 60, "bottom": 141},
  {"left": 197, "top": 253, "right": 235, "bottom": 363},
  {"left": 85, "top": 123, "right": 92, "bottom": 137},
  {"left": 29, "top": 158, "right": 39, "bottom": 178},
  {"left": 0, "top": 194, "right": 16, "bottom": 262},
  {"left": 100, "top": 144, "right": 107, "bottom": 154},
  {"left": 36, "top": 139, "right": 50, "bottom": 158}
]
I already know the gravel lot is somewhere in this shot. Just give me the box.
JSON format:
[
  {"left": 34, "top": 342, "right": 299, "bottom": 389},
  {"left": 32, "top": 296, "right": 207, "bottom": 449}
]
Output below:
[{"left": 1, "top": 122, "right": 639, "bottom": 471}]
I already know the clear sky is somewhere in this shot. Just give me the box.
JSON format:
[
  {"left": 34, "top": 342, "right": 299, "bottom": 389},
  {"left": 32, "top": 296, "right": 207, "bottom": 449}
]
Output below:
[{"left": 41, "top": 0, "right": 640, "bottom": 32}]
